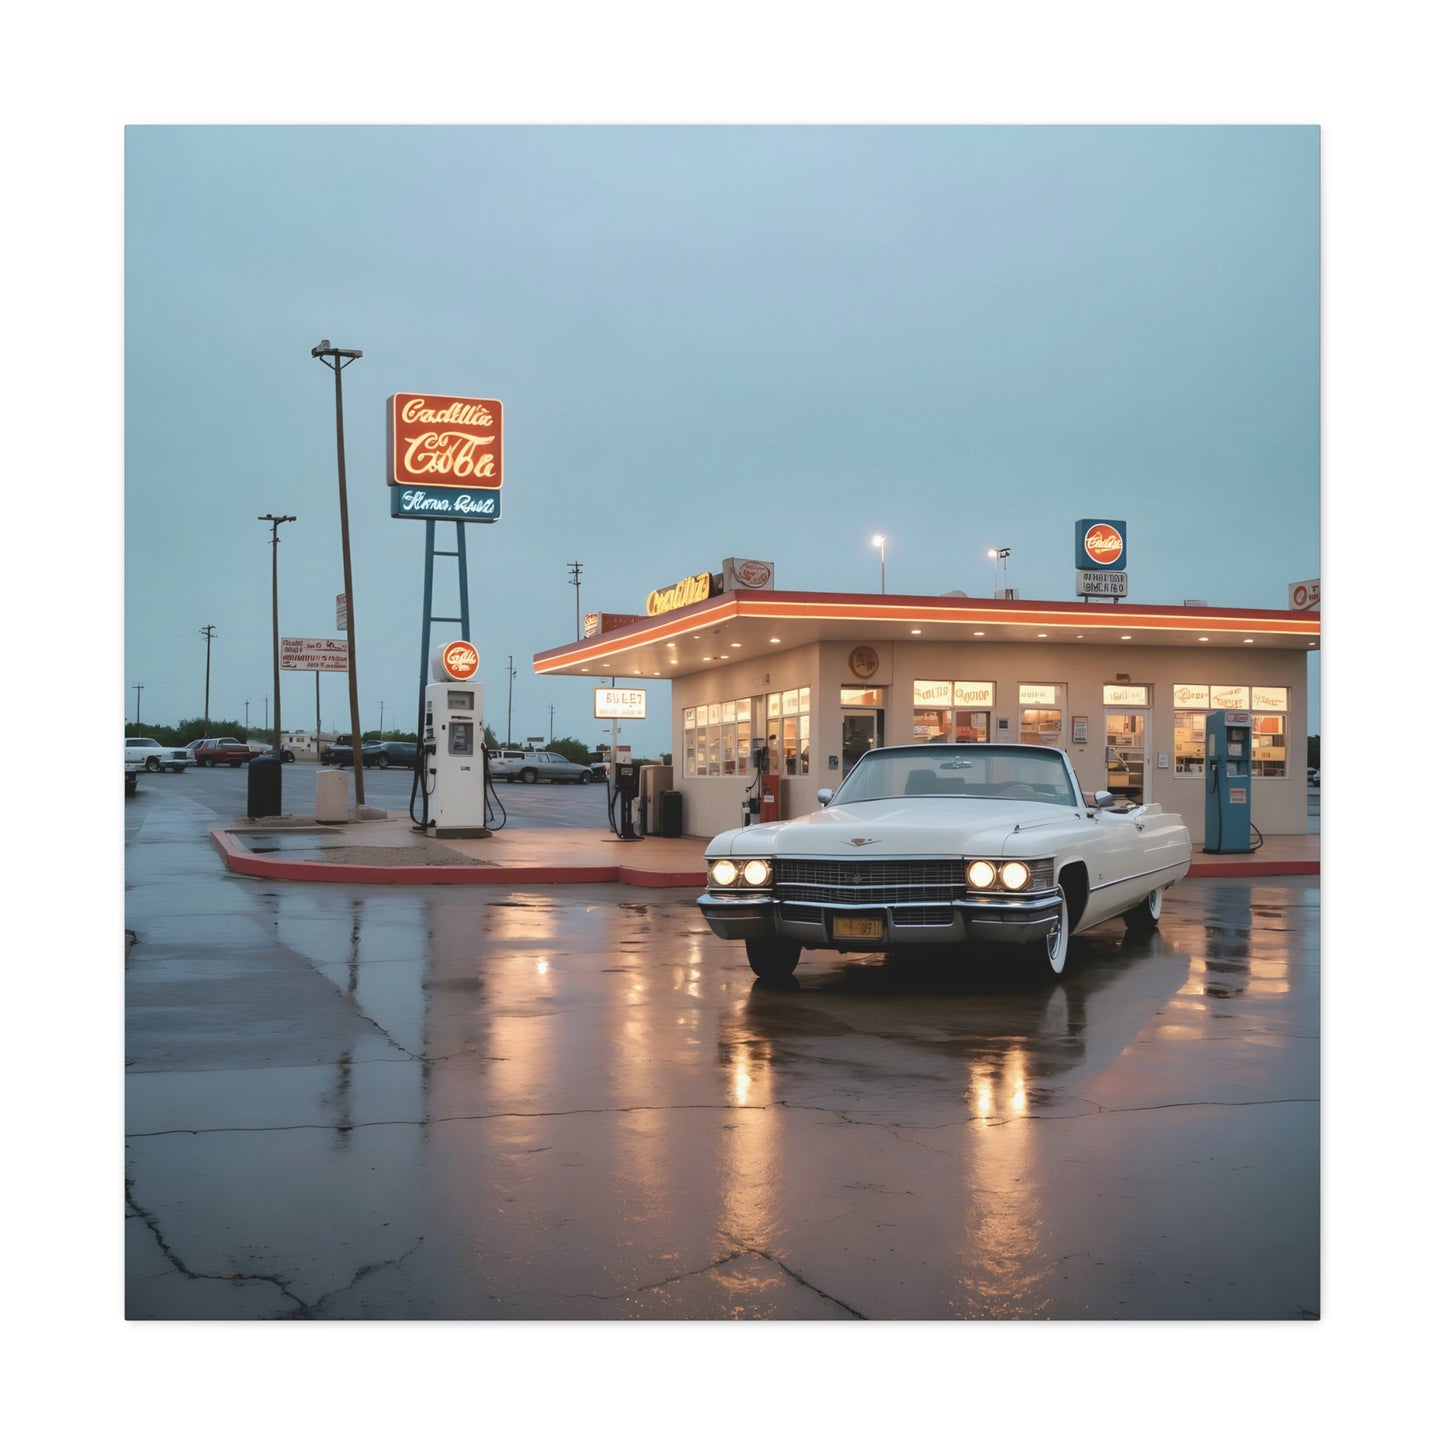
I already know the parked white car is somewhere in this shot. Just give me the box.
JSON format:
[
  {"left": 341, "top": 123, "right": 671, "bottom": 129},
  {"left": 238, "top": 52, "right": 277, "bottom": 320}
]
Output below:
[
  {"left": 698, "top": 742, "right": 1192, "bottom": 981},
  {"left": 124, "top": 737, "right": 194, "bottom": 773},
  {"left": 488, "top": 749, "right": 595, "bottom": 784}
]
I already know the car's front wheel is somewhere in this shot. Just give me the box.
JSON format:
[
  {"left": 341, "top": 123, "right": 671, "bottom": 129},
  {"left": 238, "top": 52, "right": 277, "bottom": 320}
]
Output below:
[
  {"left": 1123, "top": 887, "right": 1164, "bottom": 932},
  {"left": 377, "top": 753, "right": 390, "bottom": 768},
  {"left": 1035, "top": 898, "right": 1070, "bottom": 976},
  {"left": 144, "top": 756, "right": 161, "bottom": 772},
  {"left": 519, "top": 768, "right": 538, "bottom": 784},
  {"left": 745, "top": 938, "right": 801, "bottom": 982},
  {"left": 576, "top": 771, "right": 589, "bottom": 784}
]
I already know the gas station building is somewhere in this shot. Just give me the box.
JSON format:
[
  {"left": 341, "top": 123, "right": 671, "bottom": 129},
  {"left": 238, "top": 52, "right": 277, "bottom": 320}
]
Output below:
[{"left": 534, "top": 573, "right": 1321, "bottom": 843}]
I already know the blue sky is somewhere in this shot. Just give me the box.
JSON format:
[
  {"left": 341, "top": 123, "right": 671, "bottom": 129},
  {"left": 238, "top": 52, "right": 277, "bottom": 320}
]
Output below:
[{"left": 124, "top": 124, "right": 1319, "bottom": 751}]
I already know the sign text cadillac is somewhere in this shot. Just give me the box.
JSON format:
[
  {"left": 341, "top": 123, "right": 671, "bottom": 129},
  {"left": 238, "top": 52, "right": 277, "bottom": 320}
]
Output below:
[{"left": 387, "top": 393, "right": 503, "bottom": 523}]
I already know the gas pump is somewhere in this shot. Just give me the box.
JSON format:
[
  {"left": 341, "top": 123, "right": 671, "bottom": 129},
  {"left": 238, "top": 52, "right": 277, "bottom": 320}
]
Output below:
[
  {"left": 741, "top": 741, "right": 770, "bottom": 827},
  {"left": 609, "top": 744, "right": 642, "bottom": 841},
  {"left": 759, "top": 733, "right": 780, "bottom": 824},
  {"left": 1204, "top": 709, "right": 1253, "bottom": 853},
  {"left": 420, "top": 641, "right": 489, "bottom": 838}
]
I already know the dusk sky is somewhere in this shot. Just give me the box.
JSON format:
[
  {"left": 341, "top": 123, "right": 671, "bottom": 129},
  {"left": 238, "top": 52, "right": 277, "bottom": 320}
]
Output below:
[{"left": 124, "top": 124, "right": 1320, "bottom": 752}]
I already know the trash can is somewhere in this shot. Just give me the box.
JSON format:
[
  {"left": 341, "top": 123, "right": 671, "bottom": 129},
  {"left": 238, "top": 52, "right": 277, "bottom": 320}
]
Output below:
[
  {"left": 315, "top": 768, "right": 350, "bottom": 824},
  {"left": 659, "top": 790, "right": 683, "bottom": 838},
  {"left": 247, "top": 758, "right": 282, "bottom": 819}
]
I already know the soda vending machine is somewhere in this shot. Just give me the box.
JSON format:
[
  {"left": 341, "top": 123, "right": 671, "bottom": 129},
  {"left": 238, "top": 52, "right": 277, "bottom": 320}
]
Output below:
[{"left": 1204, "top": 709, "right": 1252, "bottom": 853}]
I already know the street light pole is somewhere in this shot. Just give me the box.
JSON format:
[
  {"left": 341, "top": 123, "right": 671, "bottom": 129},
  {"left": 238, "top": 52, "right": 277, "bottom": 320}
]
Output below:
[
  {"left": 872, "top": 534, "right": 886, "bottom": 593},
  {"left": 507, "top": 655, "right": 516, "bottom": 747},
  {"left": 311, "top": 340, "right": 365, "bottom": 804},
  {"left": 259, "top": 515, "right": 296, "bottom": 759},
  {"left": 132, "top": 684, "right": 143, "bottom": 728}
]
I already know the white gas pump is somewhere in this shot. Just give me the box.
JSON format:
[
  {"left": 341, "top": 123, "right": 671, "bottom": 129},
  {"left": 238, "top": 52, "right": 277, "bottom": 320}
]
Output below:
[{"left": 422, "top": 640, "right": 488, "bottom": 837}]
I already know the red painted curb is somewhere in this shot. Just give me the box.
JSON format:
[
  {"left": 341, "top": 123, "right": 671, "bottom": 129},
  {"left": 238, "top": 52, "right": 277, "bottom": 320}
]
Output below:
[
  {"left": 212, "top": 829, "right": 1314, "bottom": 888},
  {"left": 1188, "top": 859, "right": 1320, "bottom": 878}
]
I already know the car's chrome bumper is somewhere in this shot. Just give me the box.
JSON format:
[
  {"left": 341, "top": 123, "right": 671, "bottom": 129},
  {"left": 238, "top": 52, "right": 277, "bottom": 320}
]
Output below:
[{"left": 697, "top": 889, "right": 1064, "bottom": 949}]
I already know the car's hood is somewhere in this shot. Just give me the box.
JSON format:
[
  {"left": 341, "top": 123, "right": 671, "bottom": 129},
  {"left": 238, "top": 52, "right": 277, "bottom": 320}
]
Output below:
[{"left": 708, "top": 797, "right": 1081, "bottom": 858}]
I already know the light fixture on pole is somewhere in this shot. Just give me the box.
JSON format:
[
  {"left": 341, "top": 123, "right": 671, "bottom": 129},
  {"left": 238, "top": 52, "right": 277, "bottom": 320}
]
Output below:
[
  {"left": 988, "top": 547, "right": 1011, "bottom": 597},
  {"left": 311, "top": 339, "right": 366, "bottom": 804},
  {"left": 872, "top": 534, "right": 886, "bottom": 593},
  {"left": 259, "top": 514, "right": 296, "bottom": 760}
]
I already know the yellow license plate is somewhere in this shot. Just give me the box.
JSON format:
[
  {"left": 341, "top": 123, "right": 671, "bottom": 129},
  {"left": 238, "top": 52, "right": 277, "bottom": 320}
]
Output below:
[{"left": 833, "top": 916, "right": 884, "bottom": 941}]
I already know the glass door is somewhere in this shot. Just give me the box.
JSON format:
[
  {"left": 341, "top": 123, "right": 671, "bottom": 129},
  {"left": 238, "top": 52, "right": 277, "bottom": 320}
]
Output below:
[
  {"left": 842, "top": 710, "right": 882, "bottom": 781},
  {"left": 1105, "top": 712, "right": 1148, "bottom": 804}
]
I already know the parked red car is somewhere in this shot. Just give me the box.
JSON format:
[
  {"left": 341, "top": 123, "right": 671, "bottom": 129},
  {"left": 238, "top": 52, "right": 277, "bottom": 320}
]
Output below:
[{"left": 189, "top": 737, "right": 260, "bottom": 768}]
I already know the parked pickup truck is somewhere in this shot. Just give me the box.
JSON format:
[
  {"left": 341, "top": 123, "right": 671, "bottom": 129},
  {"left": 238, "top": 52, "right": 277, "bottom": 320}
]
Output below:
[
  {"left": 190, "top": 737, "right": 261, "bottom": 768},
  {"left": 125, "top": 737, "right": 194, "bottom": 773}
]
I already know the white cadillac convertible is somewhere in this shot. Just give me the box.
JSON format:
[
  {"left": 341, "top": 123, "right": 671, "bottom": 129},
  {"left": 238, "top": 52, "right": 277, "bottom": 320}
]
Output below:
[{"left": 698, "top": 743, "right": 1192, "bottom": 981}]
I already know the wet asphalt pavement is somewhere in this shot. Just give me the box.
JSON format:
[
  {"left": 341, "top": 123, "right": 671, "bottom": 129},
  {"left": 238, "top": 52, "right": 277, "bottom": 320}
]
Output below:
[{"left": 124, "top": 775, "right": 1320, "bottom": 1320}]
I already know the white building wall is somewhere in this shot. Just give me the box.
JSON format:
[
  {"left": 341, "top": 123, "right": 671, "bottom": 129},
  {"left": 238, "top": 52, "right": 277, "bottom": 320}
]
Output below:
[{"left": 670, "top": 635, "right": 1310, "bottom": 844}]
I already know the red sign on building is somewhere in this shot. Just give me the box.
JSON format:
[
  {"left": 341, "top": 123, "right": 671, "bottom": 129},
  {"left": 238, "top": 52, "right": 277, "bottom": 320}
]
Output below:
[{"left": 388, "top": 394, "right": 503, "bottom": 491}]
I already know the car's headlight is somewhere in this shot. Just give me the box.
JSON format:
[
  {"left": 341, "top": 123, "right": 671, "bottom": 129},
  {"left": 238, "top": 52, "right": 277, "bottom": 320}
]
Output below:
[
  {"left": 999, "top": 861, "right": 1032, "bottom": 891},
  {"left": 966, "top": 859, "right": 1034, "bottom": 892},
  {"left": 709, "top": 857, "right": 773, "bottom": 890},
  {"left": 741, "top": 858, "right": 773, "bottom": 888}
]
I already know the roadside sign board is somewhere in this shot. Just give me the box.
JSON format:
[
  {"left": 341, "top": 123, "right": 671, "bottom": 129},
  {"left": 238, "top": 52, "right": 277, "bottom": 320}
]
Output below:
[
  {"left": 595, "top": 687, "right": 647, "bottom": 719},
  {"left": 282, "top": 637, "right": 351, "bottom": 672}
]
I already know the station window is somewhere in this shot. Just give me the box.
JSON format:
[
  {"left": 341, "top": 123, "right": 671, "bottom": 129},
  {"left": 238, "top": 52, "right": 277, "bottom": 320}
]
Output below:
[
  {"left": 1171, "top": 685, "right": 1290, "bottom": 778},
  {"left": 1018, "top": 685, "right": 1063, "bottom": 746},
  {"left": 912, "top": 680, "right": 994, "bottom": 744},
  {"left": 769, "top": 688, "right": 810, "bottom": 775},
  {"left": 682, "top": 697, "right": 753, "bottom": 777}
]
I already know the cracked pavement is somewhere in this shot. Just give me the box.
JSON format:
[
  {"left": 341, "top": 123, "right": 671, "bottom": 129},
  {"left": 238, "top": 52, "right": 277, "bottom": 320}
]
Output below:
[{"left": 125, "top": 787, "right": 1319, "bottom": 1320}]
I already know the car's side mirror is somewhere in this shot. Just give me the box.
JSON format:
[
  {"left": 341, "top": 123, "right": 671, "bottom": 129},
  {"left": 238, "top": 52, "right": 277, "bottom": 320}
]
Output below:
[
  {"left": 817, "top": 788, "right": 834, "bottom": 807},
  {"left": 1092, "top": 790, "right": 1115, "bottom": 809}
]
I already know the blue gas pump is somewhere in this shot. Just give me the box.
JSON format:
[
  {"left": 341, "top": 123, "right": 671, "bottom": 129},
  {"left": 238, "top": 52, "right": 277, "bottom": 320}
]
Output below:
[{"left": 1204, "top": 709, "right": 1253, "bottom": 853}]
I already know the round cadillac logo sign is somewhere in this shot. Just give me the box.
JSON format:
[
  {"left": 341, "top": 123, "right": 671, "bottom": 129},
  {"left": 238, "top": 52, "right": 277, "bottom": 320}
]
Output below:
[
  {"left": 441, "top": 640, "right": 480, "bottom": 680},
  {"left": 849, "top": 645, "right": 880, "bottom": 680},
  {"left": 1083, "top": 523, "right": 1125, "bottom": 566}
]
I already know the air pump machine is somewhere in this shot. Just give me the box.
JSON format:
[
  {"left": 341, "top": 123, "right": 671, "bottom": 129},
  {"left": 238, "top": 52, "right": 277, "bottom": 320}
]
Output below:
[{"left": 421, "top": 640, "right": 489, "bottom": 838}]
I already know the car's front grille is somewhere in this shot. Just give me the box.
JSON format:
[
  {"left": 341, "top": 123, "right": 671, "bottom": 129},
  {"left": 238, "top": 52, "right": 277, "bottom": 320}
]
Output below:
[
  {"left": 775, "top": 855, "right": 1054, "bottom": 907},
  {"left": 776, "top": 857, "right": 967, "bottom": 906}
]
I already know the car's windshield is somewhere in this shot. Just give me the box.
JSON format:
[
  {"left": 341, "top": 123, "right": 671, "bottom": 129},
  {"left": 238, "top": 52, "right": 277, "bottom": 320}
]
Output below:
[{"left": 832, "top": 745, "right": 1078, "bottom": 806}]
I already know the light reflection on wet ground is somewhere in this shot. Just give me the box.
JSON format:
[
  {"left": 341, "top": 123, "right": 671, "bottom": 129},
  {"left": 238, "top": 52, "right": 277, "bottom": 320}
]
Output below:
[{"left": 126, "top": 791, "right": 1319, "bottom": 1321}]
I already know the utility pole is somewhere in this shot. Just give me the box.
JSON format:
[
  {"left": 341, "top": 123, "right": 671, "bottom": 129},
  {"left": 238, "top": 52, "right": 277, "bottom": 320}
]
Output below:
[
  {"left": 548, "top": 702, "right": 555, "bottom": 743},
  {"left": 567, "top": 561, "right": 583, "bottom": 639},
  {"left": 259, "top": 515, "right": 296, "bottom": 760},
  {"left": 506, "top": 655, "right": 516, "bottom": 747},
  {"left": 200, "top": 626, "right": 216, "bottom": 733},
  {"left": 132, "top": 684, "right": 143, "bottom": 728},
  {"left": 379, "top": 700, "right": 385, "bottom": 737},
  {"left": 311, "top": 339, "right": 366, "bottom": 804},
  {"left": 244, "top": 699, "right": 250, "bottom": 734}
]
